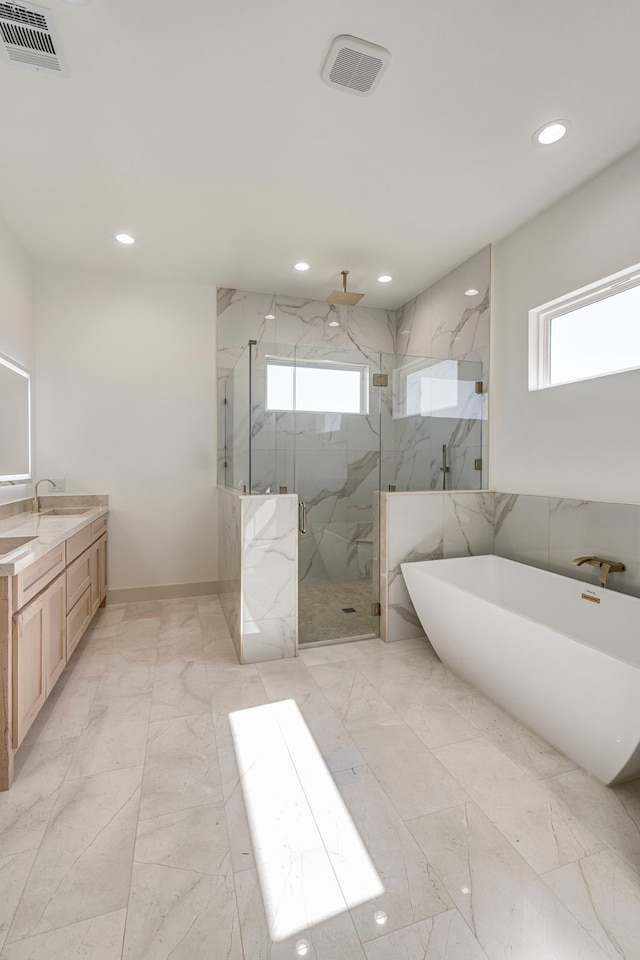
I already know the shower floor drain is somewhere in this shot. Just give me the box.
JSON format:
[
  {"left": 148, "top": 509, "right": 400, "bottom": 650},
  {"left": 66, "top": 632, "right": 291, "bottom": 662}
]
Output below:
[{"left": 341, "top": 607, "right": 357, "bottom": 613}]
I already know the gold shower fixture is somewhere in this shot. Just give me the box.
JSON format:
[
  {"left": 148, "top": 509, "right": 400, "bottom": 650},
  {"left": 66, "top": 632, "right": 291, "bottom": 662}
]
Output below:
[{"left": 326, "top": 270, "right": 364, "bottom": 306}]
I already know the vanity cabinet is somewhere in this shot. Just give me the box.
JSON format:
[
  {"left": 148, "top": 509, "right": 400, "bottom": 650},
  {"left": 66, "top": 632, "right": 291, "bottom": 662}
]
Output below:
[
  {"left": 12, "top": 572, "right": 66, "bottom": 747},
  {"left": 7, "top": 514, "right": 108, "bottom": 755}
]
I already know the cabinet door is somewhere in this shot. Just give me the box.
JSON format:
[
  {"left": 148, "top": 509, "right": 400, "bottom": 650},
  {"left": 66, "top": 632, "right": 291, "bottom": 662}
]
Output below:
[
  {"left": 90, "top": 540, "right": 100, "bottom": 615},
  {"left": 67, "top": 586, "right": 92, "bottom": 659},
  {"left": 12, "top": 595, "right": 46, "bottom": 748},
  {"left": 44, "top": 574, "right": 66, "bottom": 695},
  {"left": 97, "top": 534, "right": 107, "bottom": 604}
]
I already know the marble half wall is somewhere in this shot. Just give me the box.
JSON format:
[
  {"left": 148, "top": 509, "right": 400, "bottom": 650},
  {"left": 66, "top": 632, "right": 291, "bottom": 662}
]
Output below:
[
  {"left": 494, "top": 492, "right": 640, "bottom": 600},
  {"left": 217, "top": 486, "right": 298, "bottom": 663},
  {"left": 380, "top": 491, "right": 496, "bottom": 642},
  {"left": 382, "top": 488, "right": 640, "bottom": 644}
]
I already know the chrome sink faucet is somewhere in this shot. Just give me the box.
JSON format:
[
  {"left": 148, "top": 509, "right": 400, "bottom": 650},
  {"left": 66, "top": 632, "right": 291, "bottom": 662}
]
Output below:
[
  {"left": 571, "top": 555, "right": 625, "bottom": 588},
  {"left": 32, "top": 478, "right": 55, "bottom": 514}
]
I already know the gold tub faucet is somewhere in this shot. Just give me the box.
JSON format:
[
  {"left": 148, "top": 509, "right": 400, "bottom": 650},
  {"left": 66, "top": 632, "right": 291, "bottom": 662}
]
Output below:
[{"left": 571, "top": 556, "right": 625, "bottom": 588}]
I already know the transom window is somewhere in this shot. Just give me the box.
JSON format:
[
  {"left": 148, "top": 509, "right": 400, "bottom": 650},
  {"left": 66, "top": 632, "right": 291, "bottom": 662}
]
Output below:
[
  {"left": 265, "top": 356, "right": 369, "bottom": 415},
  {"left": 529, "top": 262, "right": 640, "bottom": 389}
]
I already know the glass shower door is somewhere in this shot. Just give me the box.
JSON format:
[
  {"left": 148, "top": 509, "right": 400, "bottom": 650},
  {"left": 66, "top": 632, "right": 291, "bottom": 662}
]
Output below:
[{"left": 291, "top": 345, "right": 382, "bottom": 644}]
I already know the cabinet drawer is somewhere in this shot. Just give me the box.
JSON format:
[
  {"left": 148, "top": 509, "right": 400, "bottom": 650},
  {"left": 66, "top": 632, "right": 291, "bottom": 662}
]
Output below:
[
  {"left": 66, "top": 547, "right": 92, "bottom": 612},
  {"left": 12, "top": 544, "right": 66, "bottom": 611},
  {"left": 66, "top": 585, "right": 92, "bottom": 659},
  {"left": 90, "top": 515, "right": 107, "bottom": 542},
  {"left": 66, "top": 526, "right": 92, "bottom": 565}
]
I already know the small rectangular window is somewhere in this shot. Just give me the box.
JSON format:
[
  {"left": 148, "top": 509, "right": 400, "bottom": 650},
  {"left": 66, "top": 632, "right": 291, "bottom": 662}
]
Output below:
[
  {"left": 530, "top": 262, "right": 640, "bottom": 390},
  {"left": 265, "top": 356, "right": 369, "bottom": 415}
]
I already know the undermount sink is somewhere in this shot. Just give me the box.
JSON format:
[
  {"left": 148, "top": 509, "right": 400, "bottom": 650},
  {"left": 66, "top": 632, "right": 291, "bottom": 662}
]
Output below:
[
  {"left": 0, "top": 536, "right": 38, "bottom": 558},
  {"left": 39, "top": 508, "right": 92, "bottom": 516}
]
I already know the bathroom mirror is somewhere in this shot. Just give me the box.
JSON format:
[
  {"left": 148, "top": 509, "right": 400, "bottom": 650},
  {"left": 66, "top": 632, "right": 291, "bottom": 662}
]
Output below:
[{"left": 0, "top": 354, "right": 31, "bottom": 481}]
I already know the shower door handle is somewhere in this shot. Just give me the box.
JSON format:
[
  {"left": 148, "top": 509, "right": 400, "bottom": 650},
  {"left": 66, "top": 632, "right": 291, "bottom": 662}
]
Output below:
[{"left": 298, "top": 500, "right": 307, "bottom": 535}]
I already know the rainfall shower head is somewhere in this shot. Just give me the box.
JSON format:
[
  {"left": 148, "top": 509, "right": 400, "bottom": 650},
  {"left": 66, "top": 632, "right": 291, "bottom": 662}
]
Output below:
[{"left": 326, "top": 270, "right": 364, "bottom": 306}]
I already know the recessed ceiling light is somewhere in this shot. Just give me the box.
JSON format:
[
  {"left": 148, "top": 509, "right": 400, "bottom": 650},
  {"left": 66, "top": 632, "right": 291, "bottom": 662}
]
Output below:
[
  {"left": 295, "top": 940, "right": 310, "bottom": 957},
  {"left": 328, "top": 320, "right": 340, "bottom": 327},
  {"left": 293, "top": 262, "right": 310, "bottom": 271},
  {"left": 400, "top": 329, "right": 409, "bottom": 335},
  {"left": 465, "top": 288, "right": 479, "bottom": 296},
  {"left": 114, "top": 233, "right": 136, "bottom": 245},
  {"left": 374, "top": 911, "right": 388, "bottom": 926},
  {"left": 265, "top": 314, "right": 275, "bottom": 320},
  {"left": 377, "top": 275, "right": 393, "bottom": 283},
  {"left": 533, "top": 120, "right": 569, "bottom": 146}
]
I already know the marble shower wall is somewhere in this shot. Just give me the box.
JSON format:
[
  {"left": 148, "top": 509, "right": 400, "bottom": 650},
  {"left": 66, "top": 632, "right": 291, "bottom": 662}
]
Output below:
[
  {"left": 394, "top": 246, "right": 490, "bottom": 488},
  {"left": 217, "top": 288, "right": 397, "bottom": 587},
  {"left": 217, "top": 487, "right": 298, "bottom": 662},
  {"left": 380, "top": 491, "right": 495, "bottom": 642}
]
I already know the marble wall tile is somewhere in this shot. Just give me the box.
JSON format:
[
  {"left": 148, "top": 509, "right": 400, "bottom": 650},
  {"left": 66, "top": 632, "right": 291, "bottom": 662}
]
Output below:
[
  {"left": 493, "top": 492, "right": 550, "bottom": 569},
  {"left": 443, "top": 493, "right": 495, "bottom": 558},
  {"left": 217, "top": 486, "right": 242, "bottom": 659},
  {"left": 242, "top": 494, "right": 297, "bottom": 622},
  {"left": 549, "top": 497, "right": 640, "bottom": 597},
  {"left": 241, "top": 617, "right": 297, "bottom": 664}
]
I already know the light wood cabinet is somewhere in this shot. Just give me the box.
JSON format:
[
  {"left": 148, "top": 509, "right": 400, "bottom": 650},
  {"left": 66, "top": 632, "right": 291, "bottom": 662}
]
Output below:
[
  {"left": 4, "top": 511, "right": 109, "bottom": 774},
  {"left": 90, "top": 534, "right": 107, "bottom": 615},
  {"left": 44, "top": 574, "right": 66, "bottom": 695},
  {"left": 13, "top": 572, "right": 66, "bottom": 748},
  {"left": 66, "top": 584, "right": 92, "bottom": 659}
]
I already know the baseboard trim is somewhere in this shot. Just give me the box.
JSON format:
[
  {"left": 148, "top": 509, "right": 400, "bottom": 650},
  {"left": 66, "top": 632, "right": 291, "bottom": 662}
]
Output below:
[{"left": 107, "top": 581, "right": 222, "bottom": 605}]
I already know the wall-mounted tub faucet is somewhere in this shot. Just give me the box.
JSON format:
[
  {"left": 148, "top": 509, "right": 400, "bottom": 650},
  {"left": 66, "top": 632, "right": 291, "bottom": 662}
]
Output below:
[{"left": 571, "top": 556, "right": 625, "bottom": 588}]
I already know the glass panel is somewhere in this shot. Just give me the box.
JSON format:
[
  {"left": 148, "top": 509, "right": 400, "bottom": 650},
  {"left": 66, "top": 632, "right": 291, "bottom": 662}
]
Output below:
[
  {"left": 223, "top": 344, "right": 250, "bottom": 492},
  {"left": 293, "top": 345, "right": 381, "bottom": 645},
  {"left": 381, "top": 352, "right": 484, "bottom": 491}
]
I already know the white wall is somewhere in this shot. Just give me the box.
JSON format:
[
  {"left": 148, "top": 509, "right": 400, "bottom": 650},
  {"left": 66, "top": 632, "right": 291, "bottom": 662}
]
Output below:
[
  {"left": 491, "top": 144, "right": 640, "bottom": 503},
  {"left": 0, "top": 216, "right": 35, "bottom": 506},
  {"left": 35, "top": 266, "right": 218, "bottom": 592}
]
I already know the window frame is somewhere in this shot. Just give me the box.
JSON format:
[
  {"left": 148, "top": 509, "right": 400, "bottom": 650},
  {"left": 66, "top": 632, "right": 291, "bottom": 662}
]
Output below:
[{"left": 529, "top": 261, "right": 640, "bottom": 390}]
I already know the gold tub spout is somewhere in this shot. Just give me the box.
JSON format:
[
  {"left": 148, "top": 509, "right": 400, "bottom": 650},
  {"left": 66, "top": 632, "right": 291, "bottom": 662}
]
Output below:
[{"left": 571, "top": 556, "right": 625, "bottom": 588}]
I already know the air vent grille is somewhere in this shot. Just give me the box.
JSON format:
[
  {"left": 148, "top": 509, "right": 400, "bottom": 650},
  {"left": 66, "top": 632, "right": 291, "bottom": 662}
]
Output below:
[
  {"left": 0, "top": 2, "right": 66, "bottom": 74},
  {"left": 321, "top": 34, "right": 390, "bottom": 97},
  {"left": 0, "top": 2, "right": 47, "bottom": 29},
  {"left": 329, "top": 47, "right": 383, "bottom": 94}
]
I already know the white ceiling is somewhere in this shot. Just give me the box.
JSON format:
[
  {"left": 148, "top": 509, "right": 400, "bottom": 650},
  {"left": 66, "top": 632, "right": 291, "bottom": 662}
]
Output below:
[{"left": 1, "top": 0, "right": 640, "bottom": 308}]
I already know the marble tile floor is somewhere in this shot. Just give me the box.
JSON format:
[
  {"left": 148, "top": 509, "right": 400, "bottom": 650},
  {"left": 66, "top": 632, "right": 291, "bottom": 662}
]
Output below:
[
  {"left": 299, "top": 580, "right": 377, "bottom": 645},
  {"left": 0, "top": 596, "right": 639, "bottom": 959}
]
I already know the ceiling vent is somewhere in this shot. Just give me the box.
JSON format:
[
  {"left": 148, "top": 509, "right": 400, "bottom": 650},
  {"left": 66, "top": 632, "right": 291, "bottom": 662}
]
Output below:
[
  {"left": 0, "top": 1, "right": 67, "bottom": 74},
  {"left": 321, "top": 34, "right": 390, "bottom": 96}
]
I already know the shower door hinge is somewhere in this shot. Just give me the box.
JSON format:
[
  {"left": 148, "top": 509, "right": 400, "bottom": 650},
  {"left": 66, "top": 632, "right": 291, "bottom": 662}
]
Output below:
[
  {"left": 372, "top": 374, "right": 388, "bottom": 387},
  {"left": 223, "top": 398, "right": 228, "bottom": 404},
  {"left": 475, "top": 381, "right": 485, "bottom": 394},
  {"left": 474, "top": 458, "right": 483, "bottom": 471},
  {"left": 371, "top": 602, "right": 381, "bottom": 617}
]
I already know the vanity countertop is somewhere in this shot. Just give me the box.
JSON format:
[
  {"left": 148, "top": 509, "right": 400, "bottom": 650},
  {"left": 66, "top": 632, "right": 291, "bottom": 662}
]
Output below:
[{"left": 0, "top": 505, "right": 109, "bottom": 576}]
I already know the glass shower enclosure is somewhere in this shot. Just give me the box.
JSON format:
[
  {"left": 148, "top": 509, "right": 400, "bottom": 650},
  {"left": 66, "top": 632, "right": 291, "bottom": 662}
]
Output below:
[{"left": 222, "top": 342, "right": 483, "bottom": 646}]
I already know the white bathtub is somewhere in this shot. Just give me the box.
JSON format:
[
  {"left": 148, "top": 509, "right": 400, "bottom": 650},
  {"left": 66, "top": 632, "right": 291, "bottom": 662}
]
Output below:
[{"left": 401, "top": 555, "right": 640, "bottom": 785}]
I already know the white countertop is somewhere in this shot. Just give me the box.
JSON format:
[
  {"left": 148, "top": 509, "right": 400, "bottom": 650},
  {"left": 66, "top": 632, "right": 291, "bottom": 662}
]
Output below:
[{"left": 0, "top": 505, "right": 109, "bottom": 576}]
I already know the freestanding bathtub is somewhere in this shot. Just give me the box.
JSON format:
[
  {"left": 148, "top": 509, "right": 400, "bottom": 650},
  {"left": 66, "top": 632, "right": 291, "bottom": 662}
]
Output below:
[{"left": 401, "top": 555, "right": 640, "bottom": 785}]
